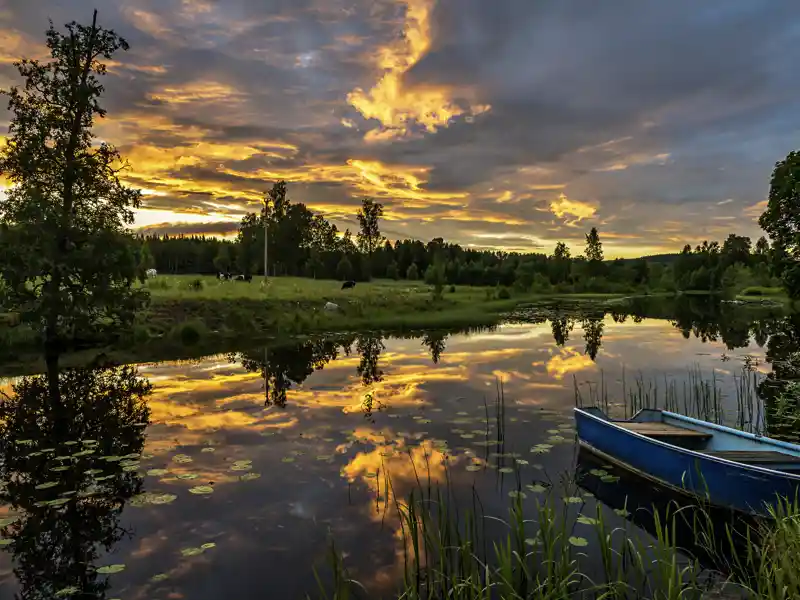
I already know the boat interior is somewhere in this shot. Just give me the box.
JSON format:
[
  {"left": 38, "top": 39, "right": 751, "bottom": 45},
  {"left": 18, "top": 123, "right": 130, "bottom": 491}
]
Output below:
[{"left": 581, "top": 407, "right": 800, "bottom": 473}]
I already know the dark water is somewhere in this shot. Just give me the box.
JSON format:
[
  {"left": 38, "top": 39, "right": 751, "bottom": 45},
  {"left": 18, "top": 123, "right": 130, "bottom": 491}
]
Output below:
[{"left": 0, "top": 300, "right": 798, "bottom": 599}]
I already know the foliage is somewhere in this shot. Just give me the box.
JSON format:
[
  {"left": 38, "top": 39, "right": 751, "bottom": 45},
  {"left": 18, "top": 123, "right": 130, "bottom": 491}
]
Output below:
[
  {"left": 355, "top": 198, "right": 385, "bottom": 256},
  {"left": 760, "top": 150, "right": 800, "bottom": 277},
  {"left": 406, "top": 263, "right": 419, "bottom": 281},
  {"left": 584, "top": 227, "right": 604, "bottom": 262},
  {"left": 0, "top": 12, "right": 148, "bottom": 346}
]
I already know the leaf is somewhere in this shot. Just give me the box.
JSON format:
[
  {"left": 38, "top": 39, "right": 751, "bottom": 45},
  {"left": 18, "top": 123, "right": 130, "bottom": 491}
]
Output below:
[
  {"left": 577, "top": 515, "right": 598, "bottom": 525},
  {"left": 281, "top": 457, "right": 295, "bottom": 463},
  {"left": 508, "top": 490, "right": 527, "bottom": 499},
  {"left": 568, "top": 536, "right": 589, "bottom": 547},
  {"left": 188, "top": 485, "right": 213, "bottom": 495},
  {"left": 201, "top": 447, "right": 216, "bottom": 453},
  {"left": 0, "top": 517, "right": 19, "bottom": 527},
  {"left": 589, "top": 469, "right": 608, "bottom": 477},
  {"left": 96, "top": 564, "right": 126, "bottom": 574},
  {"left": 35, "top": 481, "right": 59, "bottom": 490},
  {"left": 177, "top": 473, "right": 199, "bottom": 480},
  {"left": 181, "top": 547, "right": 204, "bottom": 557},
  {"left": 230, "top": 464, "right": 252, "bottom": 472},
  {"left": 147, "top": 469, "right": 169, "bottom": 477},
  {"left": 525, "top": 483, "right": 547, "bottom": 493},
  {"left": 614, "top": 508, "right": 631, "bottom": 518},
  {"left": 524, "top": 537, "right": 540, "bottom": 547},
  {"left": 200, "top": 542, "right": 216, "bottom": 550},
  {"left": 151, "top": 573, "right": 169, "bottom": 582},
  {"left": 55, "top": 587, "right": 79, "bottom": 597},
  {"left": 172, "top": 454, "right": 193, "bottom": 464},
  {"left": 239, "top": 472, "right": 261, "bottom": 481},
  {"left": 563, "top": 496, "right": 583, "bottom": 504},
  {"left": 600, "top": 475, "right": 620, "bottom": 483},
  {"left": 0, "top": 538, "right": 12, "bottom": 546},
  {"left": 466, "top": 465, "right": 482, "bottom": 472},
  {"left": 498, "top": 467, "right": 514, "bottom": 474}
]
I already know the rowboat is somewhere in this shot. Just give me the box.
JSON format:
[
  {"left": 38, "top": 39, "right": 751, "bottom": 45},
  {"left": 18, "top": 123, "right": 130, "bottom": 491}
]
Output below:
[{"left": 574, "top": 407, "right": 800, "bottom": 516}]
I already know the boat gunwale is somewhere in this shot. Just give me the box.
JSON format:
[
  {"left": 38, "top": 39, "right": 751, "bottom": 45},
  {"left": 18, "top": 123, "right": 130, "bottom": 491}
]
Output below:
[{"left": 574, "top": 407, "right": 800, "bottom": 481}]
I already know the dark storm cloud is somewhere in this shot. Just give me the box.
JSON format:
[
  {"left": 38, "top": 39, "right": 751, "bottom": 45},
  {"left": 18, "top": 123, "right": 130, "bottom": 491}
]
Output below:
[
  {"left": 2, "top": 0, "right": 800, "bottom": 255},
  {"left": 137, "top": 220, "right": 240, "bottom": 236}
]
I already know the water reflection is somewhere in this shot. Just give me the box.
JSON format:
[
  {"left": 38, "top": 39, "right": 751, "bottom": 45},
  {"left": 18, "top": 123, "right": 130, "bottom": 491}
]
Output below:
[{"left": 0, "top": 354, "right": 151, "bottom": 600}]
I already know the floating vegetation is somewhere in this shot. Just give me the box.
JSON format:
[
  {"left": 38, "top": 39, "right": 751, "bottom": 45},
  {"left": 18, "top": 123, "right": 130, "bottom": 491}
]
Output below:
[
  {"left": 55, "top": 586, "right": 79, "bottom": 597},
  {"left": 34, "top": 481, "right": 59, "bottom": 490},
  {"left": 150, "top": 573, "right": 169, "bottom": 582},
  {"left": 281, "top": 457, "right": 295, "bottom": 463},
  {"left": 465, "top": 465, "right": 482, "bottom": 472},
  {"left": 130, "top": 492, "right": 178, "bottom": 506},
  {"left": 201, "top": 447, "right": 216, "bottom": 453},
  {"left": 498, "top": 467, "right": 514, "bottom": 474},
  {"left": 0, "top": 517, "right": 20, "bottom": 527},
  {"left": 147, "top": 469, "right": 169, "bottom": 477},
  {"left": 530, "top": 444, "right": 553, "bottom": 454},
  {"left": 230, "top": 460, "right": 252, "bottom": 471},
  {"left": 240, "top": 472, "right": 261, "bottom": 482},
  {"left": 577, "top": 515, "right": 599, "bottom": 525},
  {"left": 0, "top": 538, "right": 12, "bottom": 546},
  {"left": 508, "top": 490, "right": 527, "bottom": 499},
  {"left": 600, "top": 475, "right": 620, "bottom": 483},
  {"left": 177, "top": 473, "right": 199, "bottom": 480},
  {"left": 589, "top": 469, "right": 608, "bottom": 477},
  {"left": 96, "top": 564, "right": 126, "bottom": 574},
  {"left": 172, "top": 454, "right": 193, "bottom": 464},
  {"left": 49, "top": 466, "right": 70, "bottom": 472},
  {"left": 563, "top": 496, "right": 583, "bottom": 504},
  {"left": 526, "top": 483, "right": 547, "bottom": 493},
  {"left": 188, "top": 485, "right": 213, "bottom": 495},
  {"left": 568, "top": 536, "right": 589, "bottom": 547}
]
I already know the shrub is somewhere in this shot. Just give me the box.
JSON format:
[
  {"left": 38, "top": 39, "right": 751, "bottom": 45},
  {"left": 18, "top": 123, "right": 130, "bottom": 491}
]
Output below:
[
  {"left": 188, "top": 278, "right": 203, "bottom": 291},
  {"left": 448, "top": 285, "right": 456, "bottom": 293},
  {"left": 406, "top": 263, "right": 419, "bottom": 281},
  {"left": 497, "top": 286, "right": 511, "bottom": 300}
]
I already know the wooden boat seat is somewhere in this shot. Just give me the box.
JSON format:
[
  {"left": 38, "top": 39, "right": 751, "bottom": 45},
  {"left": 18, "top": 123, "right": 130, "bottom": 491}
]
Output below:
[
  {"left": 703, "top": 450, "right": 800, "bottom": 465},
  {"left": 616, "top": 422, "right": 712, "bottom": 441}
]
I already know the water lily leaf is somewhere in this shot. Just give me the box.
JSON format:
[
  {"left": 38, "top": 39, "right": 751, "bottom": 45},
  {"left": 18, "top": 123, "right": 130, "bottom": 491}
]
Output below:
[
  {"left": 568, "top": 536, "right": 589, "bottom": 547},
  {"left": 466, "top": 465, "right": 482, "bottom": 472},
  {"left": 600, "top": 475, "right": 620, "bottom": 483},
  {"left": 240, "top": 472, "right": 261, "bottom": 481},
  {"left": 94, "top": 475, "right": 115, "bottom": 482},
  {"left": 72, "top": 449, "right": 95, "bottom": 457},
  {"left": 35, "top": 481, "right": 59, "bottom": 490},
  {"left": 46, "top": 498, "right": 70, "bottom": 507},
  {"left": 0, "top": 538, "right": 12, "bottom": 546},
  {"left": 563, "top": 496, "right": 583, "bottom": 504},
  {"left": 177, "top": 473, "right": 199, "bottom": 480},
  {"left": 589, "top": 469, "right": 608, "bottom": 477},
  {"left": 96, "top": 564, "right": 126, "bottom": 574},
  {"left": 201, "top": 447, "right": 216, "bottom": 453},
  {"left": 515, "top": 459, "right": 529, "bottom": 465},
  {"left": 188, "top": 485, "right": 213, "bottom": 495},
  {"left": 460, "top": 433, "right": 475, "bottom": 439},
  {"left": 150, "top": 573, "right": 169, "bottom": 582},
  {"left": 530, "top": 444, "right": 553, "bottom": 455},
  {"left": 130, "top": 492, "right": 177, "bottom": 506},
  {"left": 147, "top": 469, "right": 169, "bottom": 477},
  {"left": 102, "top": 456, "right": 122, "bottom": 462},
  {"left": 200, "top": 542, "right": 216, "bottom": 550},
  {"left": 82, "top": 439, "right": 97, "bottom": 445},
  {"left": 181, "top": 547, "right": 204, "bottom": 557},
  {"left": 316, "top": 455, "right": 333, "bottom": 461},
  {"left": 614, "top": 508, "right": 631, "bottom": 517},
  {"left": 50, "top": 466, "right": 70, "bottom": 472},
  {"left": 85, "top": 469, "right": 104, "bottom": 476},
  {"left": 498, "top": 467, "right": 514, "bottom": 474},
  {"left": 577, "top": 515, "right": 598, "bottom": 525},
  {"left": 281, "top": 457, "right": 295, "bottom": 463},
  {"left": 64, "top": 441, "right": 78, "bottom": 446},
  {"left": 0, "top": 517, "right": 19, "bottom": 527},
  {"left": 547, "top": 435, "right": 566, "bottom": 443},
  {"left": 524, "top": 537, "right": 540, "bottom": 547},
  {"left": 526, "top": 483, "right": 547, "bottom": 493},
  {"left": 508, "top": 490, "right": 527, "bottom": 499},
  {"left": 172, "top": 454, "right": 193, "bottom": 464},
  {"left": 55, "top": 586, "right": 79, "bottom": 597},
  {"left": 122, "top": 465, "right": 139, "bottom": 472},
  {"left": 230, "top": 464, "right": 252, "bottom": 472}
]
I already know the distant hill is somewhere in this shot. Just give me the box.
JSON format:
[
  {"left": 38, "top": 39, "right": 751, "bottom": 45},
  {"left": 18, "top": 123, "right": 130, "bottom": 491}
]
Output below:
[{"left": 610, "top": 253, "right": 682, "bottom": 265}]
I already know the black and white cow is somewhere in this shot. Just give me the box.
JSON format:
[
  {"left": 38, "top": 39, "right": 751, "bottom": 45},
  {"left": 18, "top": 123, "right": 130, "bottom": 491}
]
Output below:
[{"left": 341, "top": 280, "right": 356, "bottom": 290}]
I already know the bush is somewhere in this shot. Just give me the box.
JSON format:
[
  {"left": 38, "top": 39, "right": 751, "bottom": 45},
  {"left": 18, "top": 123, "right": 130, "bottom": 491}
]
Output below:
[
  {"left": 497, "top": 287, "right": 511, "bottom": 300},
  {"left": 171, "top": 320, "right": 207, "bottom": 346},
  {"left": 188, "top": 278, "right": 203, "bottom": 291},
  {"left": 449, "top": 285, "right": 456, "bottom": 293}
]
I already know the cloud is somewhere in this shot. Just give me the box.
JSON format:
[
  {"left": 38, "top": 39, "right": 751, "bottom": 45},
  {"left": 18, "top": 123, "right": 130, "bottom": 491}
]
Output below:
[
  {"left": 136, "top": 220, "right": 241, "bottom": 237},
  {"left": 0, "top": 0, "right": 797, "bottom": 257}
]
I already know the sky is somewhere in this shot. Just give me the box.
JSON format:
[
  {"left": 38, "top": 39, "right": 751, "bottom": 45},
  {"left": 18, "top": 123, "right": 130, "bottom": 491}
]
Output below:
[{"left": 0, "top": 0, "right": 799, "bottom": 258}]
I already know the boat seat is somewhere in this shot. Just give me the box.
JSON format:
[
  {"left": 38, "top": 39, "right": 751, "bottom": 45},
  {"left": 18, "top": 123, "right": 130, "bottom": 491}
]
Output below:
[
  {"left": 703, "top": 450, "right": 800, "bottom": 465},
  {"left": 616, "top": 422, "right": 713, "bottom": 441}
]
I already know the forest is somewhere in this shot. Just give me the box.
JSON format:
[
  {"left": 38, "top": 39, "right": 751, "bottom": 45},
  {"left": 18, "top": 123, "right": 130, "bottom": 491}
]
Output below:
[{"left": 133, "top": 181, "right": 781, "bottom": 297}]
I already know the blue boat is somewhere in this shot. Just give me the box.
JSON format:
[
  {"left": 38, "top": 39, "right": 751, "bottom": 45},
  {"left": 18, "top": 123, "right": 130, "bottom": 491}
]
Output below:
[{"left": 574, "top": 407, "right": 800, "bottom": 516}]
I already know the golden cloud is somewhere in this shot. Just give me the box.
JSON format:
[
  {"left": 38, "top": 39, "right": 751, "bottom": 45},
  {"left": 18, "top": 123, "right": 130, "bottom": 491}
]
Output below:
[
  {"left": 347, "top": 0, "right": 490, "bottom": 140},
  {"left": 545, "top": 349, "right": 596, "bottom": 380},
  {"left": 549, "top": 193, "right": 597, "bottom": 224}
]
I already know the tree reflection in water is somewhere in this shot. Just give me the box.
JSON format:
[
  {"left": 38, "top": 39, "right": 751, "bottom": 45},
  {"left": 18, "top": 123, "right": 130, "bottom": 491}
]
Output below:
[{"left": 0, "top": 354, "right": 151, "bottom": 600}]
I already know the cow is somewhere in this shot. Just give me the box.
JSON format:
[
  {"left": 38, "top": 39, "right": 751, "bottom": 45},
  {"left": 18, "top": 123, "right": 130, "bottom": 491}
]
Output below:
[
  {"left": 341, "top": 280, "right": 356, "bottom": 290},
  {"left": 234, "top": 274, "right": 253, "bottom": 282},
  {"left": 218, "top": 272, "right": 232, "bottom": 281},
  {"left": 145, "top": 269, "right": 157, "bottom": 279}
]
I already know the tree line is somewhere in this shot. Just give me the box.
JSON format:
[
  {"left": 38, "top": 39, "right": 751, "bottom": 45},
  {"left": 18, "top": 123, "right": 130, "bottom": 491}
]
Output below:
[{"left": 2, "top": 12, "right": 800, "bottom": 351}]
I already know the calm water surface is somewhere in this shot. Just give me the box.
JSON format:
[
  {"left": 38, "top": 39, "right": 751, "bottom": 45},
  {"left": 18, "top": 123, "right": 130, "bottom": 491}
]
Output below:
[{"left": 0, "top": 312, "right": 789, "bottom": 599}]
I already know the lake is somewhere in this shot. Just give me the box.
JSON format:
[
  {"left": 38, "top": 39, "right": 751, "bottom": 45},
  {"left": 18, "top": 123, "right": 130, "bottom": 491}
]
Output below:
[{"left": 0, "top": 300, "right": 797, "bottom": 599}]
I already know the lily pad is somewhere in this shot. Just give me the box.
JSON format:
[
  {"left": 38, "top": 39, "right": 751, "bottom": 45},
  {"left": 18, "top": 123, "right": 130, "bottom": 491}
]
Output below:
[
  {"left": 600, "top": 475, "right": 620, "bottom": 483},
  {"left": 563, "top": 496, "right": 583, "bottom": 504},
  {"left": 181, "top": 547, "right": 204, "bottom": 557},
  {"left": 45, "top": 498, "right": 71, "bottom": 507},
  {"left": 130, "top": 492, "right": 177, "bottom": 506},
  {"left": 281, "top": 457, "right": 295, "bottom": 463},
  {"left": 230, "top": 464, "right": 252, "bottom": 472},
  {"left": 200, "top": 542, "right": 216, "bottom": 550},
  {"left": 188, "top": 485, "right": 213, "bottom": 495},
  {"left": 240, "top": 472, "right": 261, "bottom": 481},
  {"left": 525, "top": 483, "right": 547, "bottom": 493},
  {"left": 147, "top": 469, "right": 169, "bottom": 477},
  {"left": 96, "top": 564, "right": 126, "bottom": 574},
  {"left": 614, "top": 508, "right": 631, "bottom": 517},
  {"left": 0, "top": 538, "right": 12, "bottom": 546},
  {"left": 177, "top": 473, "right": 199, "bottom": 480},
  {"left": 35, "top": 481, "right": 59, "bottom": 490},
  {"left": 498, "top": 467, "right": 514, "bottom": 474},
  {"left": 589, "top": 469, "right": 608, "bottom": 477},
  {"left": 568, "top": 536, "right": 589, "bottom": 547},
  {"left": 55, "top": 586, "right": 79, "bottom": 597},
  {"left": 151, "top": 573, "right": 169, "bottom": 582},
  {"left": 201, "top": 447, "right": 216, "bottom": 453},
  {"left": 172, "top": 454, "right": 193, "bottom": 464},
  {"left": 577, "top": 515, "right": 598, "bottom": 525},
  {"left": 524, "top": 537, "right": 541, "bottom": 547},
  {"left": 50, "top": 466, "right": 70, "bottom": 472},
  {"left": 466, "top": 465, "right": 482, "bottom": 472},
  {"left": 508, "top": 490, "right": 527, "bottom": 499},
  {"left": 0, "top": 517, "right": 20, "bottom": 527}
]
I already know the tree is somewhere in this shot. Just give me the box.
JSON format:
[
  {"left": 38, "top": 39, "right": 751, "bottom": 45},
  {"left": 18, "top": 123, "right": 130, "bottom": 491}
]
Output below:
[
  {"left": 386, "top": 261, "right": 399, "bottom": 280},
  {"left": 585, "top": 227, "right": 604, "bottom": 262},
  {"left": 549, "top": 242, "right": 571, "bottom": 284},
  {"left": 236, "top": 213, "right": 261, "bottom": 276},
  {"left": 406, "top": 263, "right": 419, "bottom": 281},
  {"left": 336, "top": 255, "right": 354, "bottom": 281},
  {"left": 137, "top": 241, "right": 155, "bottom": 283},
  {"left": 759, "top": 151, "right": 800, "bottom": 276},
  {"left": 755, "top": 236, "right": 770, "bottom": 260},
  {"left": 0, "top": 12, "right": 148, "bottom": 347},
  {"left": 213, "top": 244, "right": 232, "bottom": 273},
  {"left": 721, "top": 234, "right": 752, "bottom": 269},
  {"left": 356, "top": 198, "right": 385, "bottom": 260},
  {"left": 424, "top": 258, "right": 446, "bottom": 300}
]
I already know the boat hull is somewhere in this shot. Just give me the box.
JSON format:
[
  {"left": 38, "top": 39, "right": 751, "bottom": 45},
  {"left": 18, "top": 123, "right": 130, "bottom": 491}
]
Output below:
[{"left": 575, "top": 408, "right": 800, "bottom": 516}]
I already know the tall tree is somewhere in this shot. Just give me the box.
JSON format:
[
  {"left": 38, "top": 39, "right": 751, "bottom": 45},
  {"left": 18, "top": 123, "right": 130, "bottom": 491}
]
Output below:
[
  {"left": 760, "top": 151, "right": 800, "bottom": 297},
  {"left": 356, "top": 198, "right": 385, "bottom": 278},
  {"left": 236, "top": 213, "right": 261, "bottom": 276},
  {"left": 0, "top": 12, "right": 147, "bottom": 347},
  {"left": 584, "top": 228, "right": 604, "bottom": 262}
]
